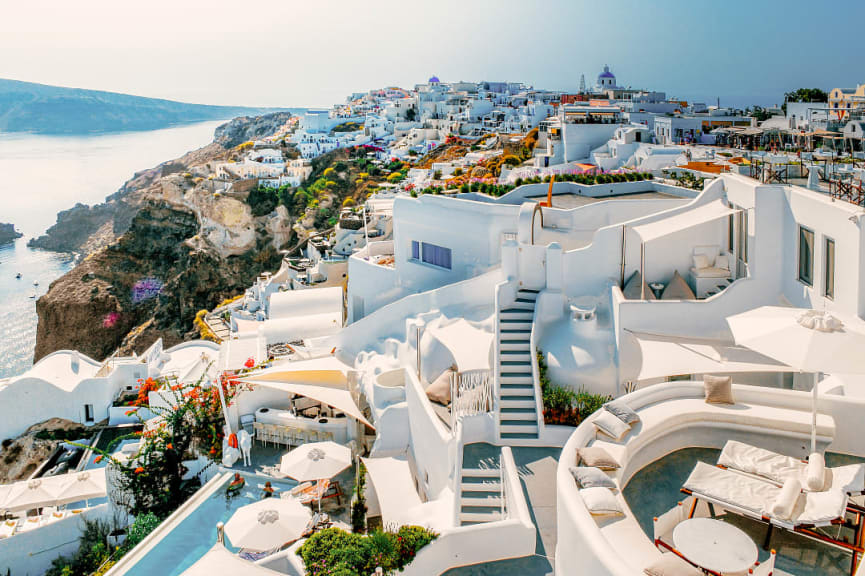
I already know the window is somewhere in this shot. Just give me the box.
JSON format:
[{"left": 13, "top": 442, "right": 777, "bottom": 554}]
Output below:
[
  {"left": 798, "top": 226, "right": 814, "bottom": 286},
  {"left": 824, "top": 237, "right": 835, "bottom": 299},
  {"left": 418, "top": 242, "right": 451, "bottom": 270},
  {"left": 411, "top": 240, "right": 420, "bottom": 260},
  {"left": 84, "top": 404, "right": 94, "bottom": 423}
]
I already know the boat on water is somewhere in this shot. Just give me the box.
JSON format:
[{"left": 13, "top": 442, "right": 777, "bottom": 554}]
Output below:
[
  {"left": 15, "top": 273, "right": 21, "bottom": 279},
  {"left": 33, "top": 280, "right": 39, "bottom": 286},
  {"left": 28, "top": 292, "right": 36, "bottom": 299}
]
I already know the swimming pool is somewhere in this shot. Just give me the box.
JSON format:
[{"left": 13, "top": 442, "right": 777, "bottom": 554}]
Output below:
[
  {"left": 623, "top": 447, "right": 864, "bottom": 576},
  {"left": 121, "top": 472, "right": 297, "bottom": 576}
]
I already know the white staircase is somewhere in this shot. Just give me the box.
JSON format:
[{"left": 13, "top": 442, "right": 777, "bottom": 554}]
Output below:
[
  {"left": 459, "top": 465, "right": 504, "bottom": 525},
  {"left": 496, "top": 288, "right": 541, "bottom": 441}
]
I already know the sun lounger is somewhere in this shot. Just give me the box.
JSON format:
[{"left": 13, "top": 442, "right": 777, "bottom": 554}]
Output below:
[{"left": 719, "top": 440, "right": 865, "bottom": 495}]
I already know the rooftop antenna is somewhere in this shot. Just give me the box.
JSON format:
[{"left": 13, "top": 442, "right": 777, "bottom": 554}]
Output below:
[{"left": 579, "top": 74, "right": 586, "bottom": 94}]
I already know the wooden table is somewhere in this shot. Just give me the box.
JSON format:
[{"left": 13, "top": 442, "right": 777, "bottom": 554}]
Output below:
[{"left": 673, "top": 517, "right": 758, "bottom": 574}]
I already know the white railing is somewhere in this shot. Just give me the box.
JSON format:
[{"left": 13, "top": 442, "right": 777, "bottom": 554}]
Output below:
[
  {"left": 449, "top": 369, "right": 493, "bottom": 430},
  {"left": 452, "top": 420, "right": 465, "bottom": 526}
]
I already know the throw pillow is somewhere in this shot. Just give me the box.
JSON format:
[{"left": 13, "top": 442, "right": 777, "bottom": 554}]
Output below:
[
  {"left": 661, "top": 270, "right": 697, "bottom": 300},
  {"left": 692, "top": 253, "right": 711, "bottom": 269},
  {"left": 579, "top": 487, "right": 623, "bottom": 516},
  {"left": 569, "top": 466, "right": 617, "bottom": 490},
  {"left": 593, "top": 410, "right": 631, "bottom": 441},
  {"left": 604, "top": 400, "right": 640, "bottom": 425},
  {"left": 703, "top": 374, "right": 734, "bottom": 405},
  {"left": 576, "top": 446, "right": 620, "bottom": 470},
  {"left": 426, "top": 367, "right": 453, "bottom": 406}
]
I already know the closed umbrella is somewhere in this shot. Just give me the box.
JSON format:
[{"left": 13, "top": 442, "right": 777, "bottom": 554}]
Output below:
[
  {"left": 727, "top": 306, "right": 865, "bottom": 451},
  {"left": 278, "top": 441, "right": 351, "bottom": 482},
  {"left": 225, "top": 498, "right": 311, "bottom": 552}
]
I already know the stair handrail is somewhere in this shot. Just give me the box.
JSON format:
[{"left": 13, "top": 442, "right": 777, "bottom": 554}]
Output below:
[
  {"left": 528, "top": 293, "right": 546, "bottom": 440},
  {"left": 452, "top": 420, "right": 464, "bottom": 527}
]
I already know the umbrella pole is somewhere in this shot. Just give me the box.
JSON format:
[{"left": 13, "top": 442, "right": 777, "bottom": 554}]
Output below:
[{"left": 811, "top": 372, "right": 819, "bottom": 454}]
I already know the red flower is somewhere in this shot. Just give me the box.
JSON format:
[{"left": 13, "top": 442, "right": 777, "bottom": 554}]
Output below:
[
  {"left": 134, "top": 467, "right": 144, "bottom": 474},
  {"left": 209, "top": 447, "right": 217, "bottom": 454},
  {"left": 125, "top": 410, "right": 136, "bottom": 416},
  {"left": 94, "top": 455, "right": 103, "bottom": 463},
  {"left": 166, "top": 443, "right": 173, "bottom": 450},
  {"left": 244, "top": 357, "right": 255, "bottom": 368}
]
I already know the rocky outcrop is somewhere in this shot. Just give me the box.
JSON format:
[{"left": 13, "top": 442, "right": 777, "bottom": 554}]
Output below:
[
  {"left": 215, "top": 112, "right": 294, "bottom": 148},
  {"left": 0, "top": 222, "right": 22, "bottom": 244}
]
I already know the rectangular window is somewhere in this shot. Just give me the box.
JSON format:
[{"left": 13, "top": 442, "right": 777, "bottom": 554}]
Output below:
[
  {"left": 411, "top": 240, "right": 420, "bottom": 260},
  {"left": 84, "top": 404, "right": 94, "bottom": 423},
  {"left": 421, "top": 242, "right": 452, "bottom": 270},
  {"left": 824, "top": 238, "right": 835, "bottom": 299},
  {"left": 798, "top": 226, "right": 814, "bottom": 286}
]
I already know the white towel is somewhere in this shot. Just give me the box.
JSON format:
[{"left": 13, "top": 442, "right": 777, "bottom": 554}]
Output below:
[
  {"left": 770, "top": 477, "right": 801, "bottom": 520},
  {"left": 806, "top": 453, "right": 826, "bottom": 492}
]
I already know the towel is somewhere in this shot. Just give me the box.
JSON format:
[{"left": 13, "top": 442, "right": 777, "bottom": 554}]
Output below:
[
  {"left": 806, "top": 453, "right": 826, "bottom": 492},
  {"left": 770, "top": 477, "right": 801, "bottom": 520}
]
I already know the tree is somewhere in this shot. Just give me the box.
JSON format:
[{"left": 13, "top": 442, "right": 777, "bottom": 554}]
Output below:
[{"left": 783, "top": 88, "right": 828, "bottom": 114}]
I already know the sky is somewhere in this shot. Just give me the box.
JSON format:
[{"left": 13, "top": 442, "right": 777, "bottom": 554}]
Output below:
[{"left": 2, "top": 0, "right": 864, "bottom": 110}]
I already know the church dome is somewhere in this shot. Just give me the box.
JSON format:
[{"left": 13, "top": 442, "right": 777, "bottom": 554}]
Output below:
[
  {"left": 429, "top": 76, "right": 440, "bottom": 83},
  {"left": 598, "top": 65, "right": 615, "bottom": 79}
]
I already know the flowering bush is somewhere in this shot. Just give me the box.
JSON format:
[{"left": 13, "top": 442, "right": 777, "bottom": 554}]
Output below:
[{"left": 298, "top": 526, "right": 437, "bottom": 576}]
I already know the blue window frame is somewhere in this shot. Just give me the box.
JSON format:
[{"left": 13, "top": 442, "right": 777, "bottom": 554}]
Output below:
[
  {"left": 411, "top": 240, "right": 420, "bottom": 260},
  {"left": 421, "top": 242, "right": 452, "bottom": 270}
]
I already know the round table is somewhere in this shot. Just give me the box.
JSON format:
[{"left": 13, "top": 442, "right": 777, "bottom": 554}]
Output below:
[{"left": 673, "top": 518, "right": 758, "bottom": 574}]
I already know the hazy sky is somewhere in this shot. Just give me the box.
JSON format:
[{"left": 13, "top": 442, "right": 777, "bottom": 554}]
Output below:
[{"left": 2, "top": 0, "right": 864, "bottom": 109}]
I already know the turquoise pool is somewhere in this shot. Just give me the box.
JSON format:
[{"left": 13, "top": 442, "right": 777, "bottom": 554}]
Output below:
[
  {"left": 623, "top": 447, "right": 865, "bottom": 576},
  {"left": 122, "top": 473, "right": 297, "bottom": 576}
]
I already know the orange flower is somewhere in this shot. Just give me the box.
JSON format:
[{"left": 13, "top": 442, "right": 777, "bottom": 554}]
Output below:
[
  {"left": 94, "top": 455, "right": 103, "bottom": 463},
  {"left": 134, "top": 467, "right": 144, "bottom": 474},
  {"left": 166, "top": 443, "right": 173, "bottom": 450},
  {"left": 244, "top": 357, "right": 255, "bottom": 368}
]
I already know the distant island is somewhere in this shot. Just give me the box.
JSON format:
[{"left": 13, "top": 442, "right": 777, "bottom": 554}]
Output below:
[
  {"left": 0, "top": 78, "right": 300, "bottom": 135},
  {"left": 0, "top": 222, "right": 23, "bottom": 244}
]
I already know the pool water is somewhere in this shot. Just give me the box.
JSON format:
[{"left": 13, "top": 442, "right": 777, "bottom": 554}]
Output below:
[
  {"left": 123, "top": 473, "right": 296, "bottom": 576},
  {"left": 623, "top": 447, "right": 864, "bottom": 576}
]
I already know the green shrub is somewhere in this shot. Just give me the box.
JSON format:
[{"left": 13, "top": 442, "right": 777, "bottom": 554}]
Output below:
[
  {"left": 124, "top": 513, "right": 160, "bottom": 550},
  {"left": 246, "top": 187, "right": 278, "bottom": 217}
]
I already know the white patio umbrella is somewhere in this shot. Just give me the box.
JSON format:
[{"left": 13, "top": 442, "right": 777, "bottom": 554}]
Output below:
[
  {"left": 3, "top": 477, "right": 64, "bottom": 513},
  {"left": 224, "top": 498, "right": 311, "bottom": 552},
  {"left": 727, "top": 306, "right": 865, "bottom": 451},
  {"left": 279, "top": 441, "right": 351, "bottom": 482},
  {"left": 54, "top": 470, "right": 107, "bottom": 507},
  {"left": 181, "top": 539, "right": 286, "bottom": 576}
]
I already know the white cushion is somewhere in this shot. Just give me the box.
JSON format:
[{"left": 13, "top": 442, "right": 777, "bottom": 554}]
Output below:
[
  {"left": 692, "top": 253, "right": 711, "bottom": 269},
  {"left": 806, "top": 453, "right": 826, "bottom": 492},
  {"left": 570, "top": 466, "right": 617, "bottom": 490},
  {"left": 690, "top": 266, "right": 731, "bottom": 279},
  {"left": 604, "top": 400, "right": 640, "bottom": 425},
  {"left": 769, "top": 477, "right": 801, "bottom": 520},
  {"left": 580, "top": 487, "right": 623, "bottom": 516},
  {"left": 593, "top": 410, "right": 631, "bottom": 441}
]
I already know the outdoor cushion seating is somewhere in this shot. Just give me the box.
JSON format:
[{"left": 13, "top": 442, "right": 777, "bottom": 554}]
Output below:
[
  {"left": 806, "top": 452, "right": 825, "bottom": 491},
  {"left": 425, "top": 367, "right": 453, "bottom": 406},
  {"left": 604, "top": 400, "right": 640, "bottom": 425},
  {"left": 576, "top": 446, "right": 620, "bottom": 470},
  {"left": 703, "top": 375, "right": 734, "bottom": 405},
  {"left": 580, "top": 487, "right": 623, "bottom": 516},
  {"left": 717, "top": 440, "right": 865, "bottom": 494},
  {"left": 593, "top": 410, "right": 631, "bottom": 441},
  {"left": 623, "top": 271, "right": 656, "bottom": 301},
  {"left": 661, "top": 271, "right": 696, "bottom": 300},
  {"left": 570, "top": 466, "right": 617, "bottom": 490}
]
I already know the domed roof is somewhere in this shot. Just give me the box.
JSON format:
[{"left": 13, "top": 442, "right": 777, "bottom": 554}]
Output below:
[
  {"left": 598, "top": 65, "right": 615, "bottom": 79},
  {"left": 429, "top": 76, "right": 440, "bottom": 83}
]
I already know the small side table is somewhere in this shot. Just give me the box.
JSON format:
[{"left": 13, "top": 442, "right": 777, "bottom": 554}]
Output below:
[
  {"left": 649, "top": 282, "right": 665, "bottom": 299},
  {"left": 673, "top": 518, "right": 758, "bottom": 575}
]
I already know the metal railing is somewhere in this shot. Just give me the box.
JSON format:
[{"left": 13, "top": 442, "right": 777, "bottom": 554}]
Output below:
[{"left": 449, "top": 369, "right": 493, "bottom": 430}]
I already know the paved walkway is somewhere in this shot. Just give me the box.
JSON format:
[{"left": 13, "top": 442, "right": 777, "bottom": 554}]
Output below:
[{"left": 445, "top": 444, "right": 562, "bottom": 576}]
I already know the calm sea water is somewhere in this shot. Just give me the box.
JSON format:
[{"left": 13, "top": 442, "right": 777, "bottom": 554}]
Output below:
[{"left": 0, "top": 121, "right": 225, "bottom": 378}]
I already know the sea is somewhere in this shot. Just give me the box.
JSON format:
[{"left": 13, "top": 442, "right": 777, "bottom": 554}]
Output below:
[{"left": 0, "top": 120, "right": 225, "bottom": 379}]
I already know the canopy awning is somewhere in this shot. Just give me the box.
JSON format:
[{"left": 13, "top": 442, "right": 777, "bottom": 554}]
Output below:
[
  {"left": 241, "top": 359, "right": 373, "bottom": 428},
  {"left": 621, "top": 330, "right": 790, "bottom": 382},
  {"left": 425, "top": 318, "right": 494, "bottom": 372},
  {"left": 631, "top": 199, "right": 738, "bottom": 243},
  {"left": 361, "top": 455, "right": 423, "bottom": 527}
]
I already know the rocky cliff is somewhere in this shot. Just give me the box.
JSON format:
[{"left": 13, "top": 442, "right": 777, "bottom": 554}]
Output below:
[
  {"left": 0, "top": 222, "right": 22, "bottom": 244},
  {"left": 34, "top": 113, "right": 295, "bottom": 362}
]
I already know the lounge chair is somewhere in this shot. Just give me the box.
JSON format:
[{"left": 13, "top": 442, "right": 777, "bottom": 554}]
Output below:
[{"left": 719, "top": 440, "right": 865, "bottom": 495}]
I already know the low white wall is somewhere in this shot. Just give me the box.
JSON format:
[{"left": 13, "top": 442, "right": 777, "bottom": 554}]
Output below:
[
  {"left": 0, "top": 504, "right": 113, "bottom": 576},
  {"left": 405, "top": 368, "right": 453, "bottom": 499}
]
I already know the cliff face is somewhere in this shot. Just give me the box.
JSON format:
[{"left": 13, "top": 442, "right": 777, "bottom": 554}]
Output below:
[
  {"left": 33, "top": 113, "right": 295, "bottom": 361},
  {"left": 0, "top": 222, "right": 23, "bottom": 244}
]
